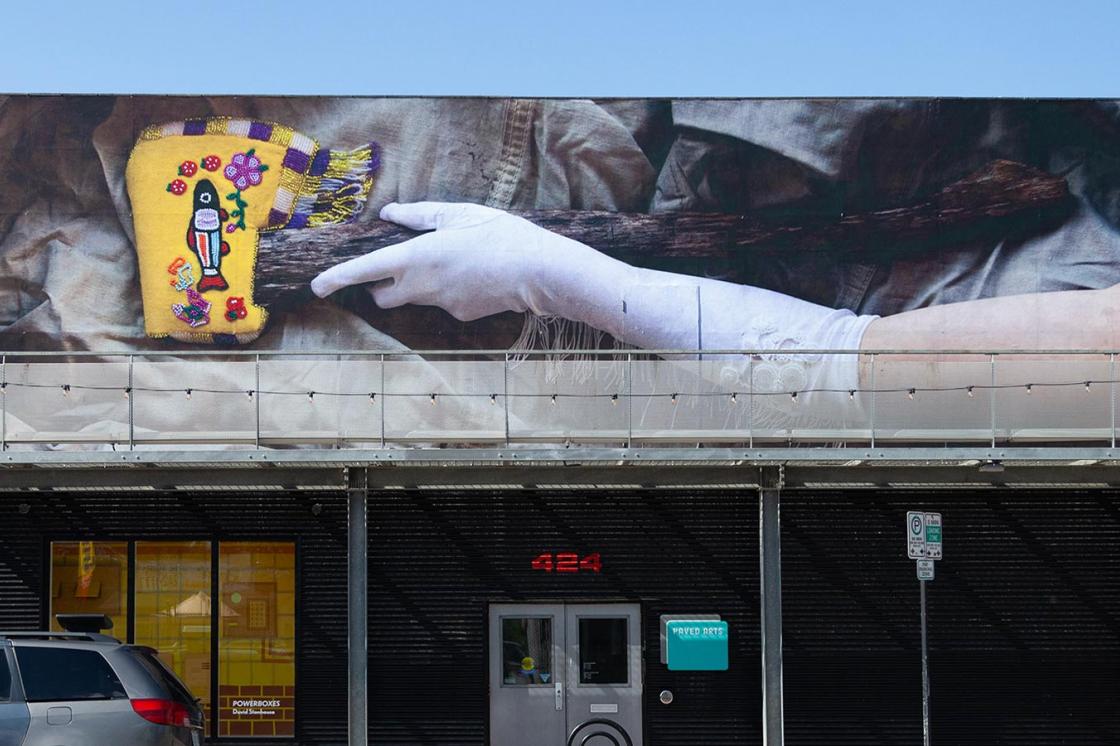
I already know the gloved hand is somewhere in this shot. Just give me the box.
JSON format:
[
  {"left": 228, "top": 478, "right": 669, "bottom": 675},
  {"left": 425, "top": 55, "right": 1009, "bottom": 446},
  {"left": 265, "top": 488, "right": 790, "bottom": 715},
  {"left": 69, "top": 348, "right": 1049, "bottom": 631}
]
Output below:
[
  {"left": 311, "top": 201, "right": 878, "bottom": 419},
  {"left": 310, "top": 202, "right": 638, "bottom": 323}
]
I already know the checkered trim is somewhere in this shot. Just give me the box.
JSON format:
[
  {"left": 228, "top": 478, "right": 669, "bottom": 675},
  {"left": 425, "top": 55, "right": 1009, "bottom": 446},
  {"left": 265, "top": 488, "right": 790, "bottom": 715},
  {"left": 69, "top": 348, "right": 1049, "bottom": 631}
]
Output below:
[{"left": 137, "top": 117, "right": 325, "bottom": 230}]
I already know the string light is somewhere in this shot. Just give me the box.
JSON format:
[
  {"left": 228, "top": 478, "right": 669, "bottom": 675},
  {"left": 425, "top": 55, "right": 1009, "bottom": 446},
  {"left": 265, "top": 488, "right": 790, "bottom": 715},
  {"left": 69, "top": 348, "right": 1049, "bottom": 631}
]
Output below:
[
  {"left": 21, "top": 376, "right": 1120, "bottom": 408},
  {"left": 0, "top": 382, "right": 6, "bottom": 395}
]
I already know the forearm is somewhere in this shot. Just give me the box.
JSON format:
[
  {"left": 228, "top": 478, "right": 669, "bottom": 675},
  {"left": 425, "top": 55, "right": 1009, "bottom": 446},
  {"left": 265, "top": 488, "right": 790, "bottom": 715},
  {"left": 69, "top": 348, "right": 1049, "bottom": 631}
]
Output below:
[{"left": 860, "top": 284, "right": 1120, "bottom": 391}]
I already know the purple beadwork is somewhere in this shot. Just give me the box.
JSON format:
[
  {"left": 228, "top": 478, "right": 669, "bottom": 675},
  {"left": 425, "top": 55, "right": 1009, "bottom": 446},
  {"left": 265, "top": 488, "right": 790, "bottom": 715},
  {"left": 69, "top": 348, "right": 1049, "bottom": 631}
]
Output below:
[
  {"left": 281, "top": 147, "right": 311, "bottom": 173},
  {"left": 248, "top": 122, "right": 273, "bottom": 141}
]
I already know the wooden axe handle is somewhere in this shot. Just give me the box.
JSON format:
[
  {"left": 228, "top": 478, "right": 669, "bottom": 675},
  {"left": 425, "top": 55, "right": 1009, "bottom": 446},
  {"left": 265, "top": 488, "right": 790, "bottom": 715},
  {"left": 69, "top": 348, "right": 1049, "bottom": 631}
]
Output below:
[{"left": 254, "top": 159, "right": 1069, "bottom": 309}]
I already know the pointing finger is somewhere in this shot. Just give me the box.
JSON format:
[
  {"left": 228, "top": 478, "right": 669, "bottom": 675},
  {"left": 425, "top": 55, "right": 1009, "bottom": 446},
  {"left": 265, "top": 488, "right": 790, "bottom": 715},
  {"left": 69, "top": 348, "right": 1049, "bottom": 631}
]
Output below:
[{"left": 310, "top": 237, "right": 417, "bottom": 297}]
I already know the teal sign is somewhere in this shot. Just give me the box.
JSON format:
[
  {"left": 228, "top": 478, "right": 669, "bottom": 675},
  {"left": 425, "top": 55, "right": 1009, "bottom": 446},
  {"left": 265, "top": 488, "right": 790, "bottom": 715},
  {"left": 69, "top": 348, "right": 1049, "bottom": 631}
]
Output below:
[
  {"left": 666, "top": 620, "right": 729, "bottom": 671},
  {"left": 925, "top": 525, "right": 942, "bottom": 543}
]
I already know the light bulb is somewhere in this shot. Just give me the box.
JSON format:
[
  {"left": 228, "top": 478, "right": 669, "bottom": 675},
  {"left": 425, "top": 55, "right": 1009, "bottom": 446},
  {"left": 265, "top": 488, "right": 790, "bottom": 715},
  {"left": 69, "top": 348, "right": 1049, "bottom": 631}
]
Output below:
[
  {"left": 907, "top": 388, "right": 915, "bottom": 400},
  {"left": 430, "top": 393, "right": 437, "bottom": 405}
]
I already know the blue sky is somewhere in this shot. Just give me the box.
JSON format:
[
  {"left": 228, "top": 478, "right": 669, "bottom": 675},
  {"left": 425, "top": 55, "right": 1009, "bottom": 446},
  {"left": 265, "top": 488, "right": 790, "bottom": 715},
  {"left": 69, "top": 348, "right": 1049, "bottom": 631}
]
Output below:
[{"left": 2, "top": 0, "right": 1118, "bottom": 96}]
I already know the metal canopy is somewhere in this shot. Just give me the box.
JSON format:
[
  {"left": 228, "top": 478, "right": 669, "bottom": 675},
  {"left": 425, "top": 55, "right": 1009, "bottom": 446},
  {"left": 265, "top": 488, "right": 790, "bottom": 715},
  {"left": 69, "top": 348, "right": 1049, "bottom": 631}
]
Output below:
[{"left": 1, "top": 450, "right": 1120, "bottom": 491}]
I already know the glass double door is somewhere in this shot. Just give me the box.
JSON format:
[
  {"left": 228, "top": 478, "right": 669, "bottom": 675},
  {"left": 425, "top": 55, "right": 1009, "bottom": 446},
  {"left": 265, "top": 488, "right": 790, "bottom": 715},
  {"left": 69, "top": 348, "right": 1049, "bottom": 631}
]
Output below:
[{"left": 489, "top": 603, "right": 642, "bottom": 746}]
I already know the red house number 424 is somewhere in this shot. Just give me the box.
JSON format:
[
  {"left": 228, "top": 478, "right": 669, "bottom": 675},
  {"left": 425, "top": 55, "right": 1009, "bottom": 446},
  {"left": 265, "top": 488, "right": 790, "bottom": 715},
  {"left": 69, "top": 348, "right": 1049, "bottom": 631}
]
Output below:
[{"left": 531, "top": 552, "right": 602, "bottom": 573}]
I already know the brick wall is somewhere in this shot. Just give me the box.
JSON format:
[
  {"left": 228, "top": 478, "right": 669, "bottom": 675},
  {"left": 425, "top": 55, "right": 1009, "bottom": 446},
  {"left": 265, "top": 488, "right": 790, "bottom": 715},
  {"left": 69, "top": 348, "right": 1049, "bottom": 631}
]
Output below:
[{"left": 218, "top": 680, "right": 296, "bottom": 735}]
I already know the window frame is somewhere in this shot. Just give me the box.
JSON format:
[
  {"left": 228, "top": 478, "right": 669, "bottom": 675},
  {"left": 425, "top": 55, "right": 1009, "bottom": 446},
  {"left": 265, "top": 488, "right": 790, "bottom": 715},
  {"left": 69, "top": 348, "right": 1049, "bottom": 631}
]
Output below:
[
  {"left": 0, "top": 645, "right": 12, "bottom": 702},
  {"left": 45, "top": 536, "right": 300, "bottom": 741}
]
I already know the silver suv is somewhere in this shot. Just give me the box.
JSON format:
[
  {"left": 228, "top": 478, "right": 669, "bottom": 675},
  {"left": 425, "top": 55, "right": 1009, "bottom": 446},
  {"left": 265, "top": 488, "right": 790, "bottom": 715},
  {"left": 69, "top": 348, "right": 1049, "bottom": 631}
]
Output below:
[{"left": 0, "top": 619, "right": 204, "bottom": 746}]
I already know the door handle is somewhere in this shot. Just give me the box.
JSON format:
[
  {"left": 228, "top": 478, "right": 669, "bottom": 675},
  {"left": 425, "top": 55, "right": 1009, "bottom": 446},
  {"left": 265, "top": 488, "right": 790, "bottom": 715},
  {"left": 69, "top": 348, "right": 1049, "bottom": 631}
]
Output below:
[{"left": 555, "top": 682, "right": 563, "bottom": 711}]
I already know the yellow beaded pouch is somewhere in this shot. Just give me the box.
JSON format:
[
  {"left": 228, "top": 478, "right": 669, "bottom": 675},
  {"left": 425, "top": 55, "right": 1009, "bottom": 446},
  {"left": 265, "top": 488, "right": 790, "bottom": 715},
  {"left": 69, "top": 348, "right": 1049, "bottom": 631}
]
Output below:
[{"left": 126, "top": 118, "right": 379, "bottom": 343}]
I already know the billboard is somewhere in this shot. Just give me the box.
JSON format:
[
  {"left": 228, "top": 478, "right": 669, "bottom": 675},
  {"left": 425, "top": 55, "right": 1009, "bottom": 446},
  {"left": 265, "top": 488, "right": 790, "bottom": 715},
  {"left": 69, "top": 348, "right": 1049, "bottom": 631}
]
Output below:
[{"left": 1, "top": 97, "right": 1119, "bottom": 444}]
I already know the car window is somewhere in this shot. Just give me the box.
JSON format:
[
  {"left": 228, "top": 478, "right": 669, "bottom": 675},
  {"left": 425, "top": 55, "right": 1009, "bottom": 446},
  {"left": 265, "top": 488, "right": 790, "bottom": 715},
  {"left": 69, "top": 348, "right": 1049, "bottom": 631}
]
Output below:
[
  {"left": 0, "top": 650, "right": 11, "bottom": 701},
  {"left": 130, "top": 649, "right": 197, "bottom": 705},
  {"left": 14, "top": 647, "right": 127, "bottom": 702}
]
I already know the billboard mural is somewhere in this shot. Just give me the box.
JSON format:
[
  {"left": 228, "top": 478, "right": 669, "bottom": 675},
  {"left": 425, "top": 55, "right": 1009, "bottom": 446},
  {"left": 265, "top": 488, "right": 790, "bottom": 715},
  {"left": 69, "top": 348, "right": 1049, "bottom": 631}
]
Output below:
[{"left": 2, "top": 97, "right": 1120, "bottom": 442}]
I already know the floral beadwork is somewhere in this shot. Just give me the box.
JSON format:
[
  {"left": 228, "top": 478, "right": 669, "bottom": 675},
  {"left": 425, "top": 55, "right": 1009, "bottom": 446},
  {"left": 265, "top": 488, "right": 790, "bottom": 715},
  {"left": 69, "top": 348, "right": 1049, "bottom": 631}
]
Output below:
[
  {"left": 178, "top": 160, "right": 198, "bottom": 177},
  {"left": 172, "top": 288, "right": 211, "bottom": 327},
  {"left": 224, "top": 150, "right": 267, "bottom": 190},
  {"left": 201, "top": 154, "right": 222, "bottom": 171},
  {"left": 225, "top": 296, "right": 248, "bottom": 321},
  {"left": 167, "top": 179, "right": 188, "bottom": 195},
  {"left": 222, "top": 148, "right": 269, "bottom": 233}
]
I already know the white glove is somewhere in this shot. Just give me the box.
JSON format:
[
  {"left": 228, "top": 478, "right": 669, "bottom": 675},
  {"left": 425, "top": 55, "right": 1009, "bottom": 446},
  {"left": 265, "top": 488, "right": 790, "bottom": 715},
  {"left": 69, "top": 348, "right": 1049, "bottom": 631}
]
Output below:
[
  {"left": 310, "top": 202, "right": 637, "bottom": 323},
  {"left": 311, "top": 202, "right": 877, "bottom": 419}
]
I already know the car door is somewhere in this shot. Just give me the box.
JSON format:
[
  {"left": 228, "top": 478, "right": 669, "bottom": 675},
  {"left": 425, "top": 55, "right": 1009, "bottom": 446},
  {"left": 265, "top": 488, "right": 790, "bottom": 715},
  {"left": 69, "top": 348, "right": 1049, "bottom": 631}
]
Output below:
[
  {"left": 13, "top": 645, "right": 136, "bottom": 746},
  {"left": 0, "top": 645, "right": 30, "bottom": 746}
]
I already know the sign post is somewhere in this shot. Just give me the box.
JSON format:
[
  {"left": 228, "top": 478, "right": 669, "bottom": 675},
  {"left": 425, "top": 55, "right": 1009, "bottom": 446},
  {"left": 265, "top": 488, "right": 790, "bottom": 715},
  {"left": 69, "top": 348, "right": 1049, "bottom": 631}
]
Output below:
[{"left": 906, "top": 511, "right": 941, "bottom": 746}]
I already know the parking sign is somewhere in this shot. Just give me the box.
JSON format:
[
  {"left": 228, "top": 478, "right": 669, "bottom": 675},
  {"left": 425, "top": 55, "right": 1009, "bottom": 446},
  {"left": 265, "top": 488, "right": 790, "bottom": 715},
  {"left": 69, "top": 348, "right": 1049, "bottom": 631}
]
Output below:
[
  {"left": 924, "top": 513, "right": 943, "bottom": 560},
  {"left": 907, "top": 511, "right": 926, "bottom": 559}
]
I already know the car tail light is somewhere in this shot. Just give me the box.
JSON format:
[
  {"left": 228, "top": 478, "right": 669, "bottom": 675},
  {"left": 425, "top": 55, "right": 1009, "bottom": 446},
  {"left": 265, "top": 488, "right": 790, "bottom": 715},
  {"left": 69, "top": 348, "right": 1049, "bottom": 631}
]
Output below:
[{"left": 131, "top": 698, "right": 192, "bottom": 728}]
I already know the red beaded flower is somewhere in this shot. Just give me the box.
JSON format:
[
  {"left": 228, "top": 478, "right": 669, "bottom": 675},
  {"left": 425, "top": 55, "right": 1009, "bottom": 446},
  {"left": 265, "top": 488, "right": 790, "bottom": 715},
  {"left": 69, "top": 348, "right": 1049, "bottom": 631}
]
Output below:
[{"left": 167, "top": 179, "right": 187, "bottom": 196}]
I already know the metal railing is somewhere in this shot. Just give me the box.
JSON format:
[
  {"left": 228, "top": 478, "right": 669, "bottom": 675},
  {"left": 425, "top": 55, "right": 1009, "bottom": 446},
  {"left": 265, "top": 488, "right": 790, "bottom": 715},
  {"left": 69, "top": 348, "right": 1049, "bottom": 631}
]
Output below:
[{"left": 1, "top": 349, "right": 1118, "bottom": 451}]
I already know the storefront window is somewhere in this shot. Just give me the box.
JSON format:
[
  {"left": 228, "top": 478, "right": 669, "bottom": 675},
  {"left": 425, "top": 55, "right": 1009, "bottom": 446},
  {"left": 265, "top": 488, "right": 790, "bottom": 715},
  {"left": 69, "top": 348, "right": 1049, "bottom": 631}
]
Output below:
[
  {"left": 49, "top": 541, "right": 129, "bottom": 640},
  {"left": 219, "top": 541, "right": 296, "bottom": 738},
  {"left": 48, "top": 539, "right": 296, "bottom": 740},
  {"left": 135, "top": 541, "right": 213, "bottom": 723}
]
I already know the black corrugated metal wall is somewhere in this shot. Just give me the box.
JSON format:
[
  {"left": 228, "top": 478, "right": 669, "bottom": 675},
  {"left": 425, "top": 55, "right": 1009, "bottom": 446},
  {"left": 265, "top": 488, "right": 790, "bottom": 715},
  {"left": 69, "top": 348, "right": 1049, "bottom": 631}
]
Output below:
[
  {"left": 0, "top": 491, "right": 349, "bottom": 746},
  {"left": 2, "top": 487, "right": 1118, "bottom": 745},
  {"left": 367, "top": 488, "right": 761, "bottom": 745},
  {"left": 782, "top": 490, "right": 1120, "bottom": 746}
]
